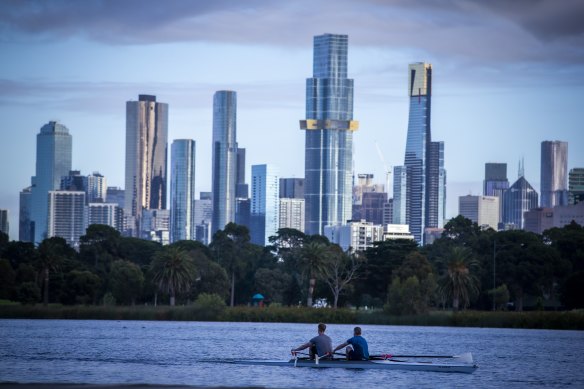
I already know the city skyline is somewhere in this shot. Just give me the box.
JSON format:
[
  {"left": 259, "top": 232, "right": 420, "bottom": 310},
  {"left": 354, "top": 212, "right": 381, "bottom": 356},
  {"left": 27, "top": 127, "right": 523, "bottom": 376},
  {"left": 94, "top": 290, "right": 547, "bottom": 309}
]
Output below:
[{"left": 1, "top": 1, "right": 584, "bottom": 240}]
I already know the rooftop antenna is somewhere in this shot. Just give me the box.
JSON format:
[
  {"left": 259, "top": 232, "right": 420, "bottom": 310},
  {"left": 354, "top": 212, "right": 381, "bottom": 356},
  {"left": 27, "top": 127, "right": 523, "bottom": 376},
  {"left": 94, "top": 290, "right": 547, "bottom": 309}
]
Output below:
[
  {"left": 518, "top": 157, "right": 525, "bottom": 179},
  {"left": 375, "top": 142, "right": 392, "bottom": 197}
]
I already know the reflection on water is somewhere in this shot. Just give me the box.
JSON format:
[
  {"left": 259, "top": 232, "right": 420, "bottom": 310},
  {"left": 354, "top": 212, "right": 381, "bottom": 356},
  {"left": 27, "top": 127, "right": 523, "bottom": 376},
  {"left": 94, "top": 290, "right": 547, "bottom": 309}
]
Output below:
[{"left": 0, "top": 319, "right": 583, "bottom": 388}]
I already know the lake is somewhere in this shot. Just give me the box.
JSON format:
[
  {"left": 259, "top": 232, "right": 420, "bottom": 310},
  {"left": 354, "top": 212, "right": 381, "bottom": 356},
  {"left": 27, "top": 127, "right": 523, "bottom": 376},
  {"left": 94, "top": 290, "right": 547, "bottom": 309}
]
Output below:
[{"left": 0, "top": 319, "right": 583, "bottom": 388}]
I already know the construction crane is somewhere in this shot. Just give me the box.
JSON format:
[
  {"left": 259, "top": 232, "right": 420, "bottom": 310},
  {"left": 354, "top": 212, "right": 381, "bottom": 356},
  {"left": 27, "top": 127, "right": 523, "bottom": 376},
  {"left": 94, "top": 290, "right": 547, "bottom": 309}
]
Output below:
[{"left": 375, "top": 142, "right": 392, "bottom": 197}]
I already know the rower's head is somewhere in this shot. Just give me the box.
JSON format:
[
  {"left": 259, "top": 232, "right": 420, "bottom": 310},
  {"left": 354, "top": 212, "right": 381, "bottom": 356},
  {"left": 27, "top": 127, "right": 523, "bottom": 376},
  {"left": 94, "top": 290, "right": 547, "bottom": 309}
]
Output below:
[
  {"left": 354, "top": 327, "right": 362, "bottom": 336},
  {"left": 318, "top": 323, "right": 326, "bottom": 334}
]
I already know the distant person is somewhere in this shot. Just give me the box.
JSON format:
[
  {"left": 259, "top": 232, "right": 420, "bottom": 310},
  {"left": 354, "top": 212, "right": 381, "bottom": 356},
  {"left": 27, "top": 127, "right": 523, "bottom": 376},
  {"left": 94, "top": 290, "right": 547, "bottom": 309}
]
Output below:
[
  {"left": 333, "top": 326, "right": 369, "bottom": 360},
  {"left": 291, "top": 323, "right": 333, "bottom": 359}
]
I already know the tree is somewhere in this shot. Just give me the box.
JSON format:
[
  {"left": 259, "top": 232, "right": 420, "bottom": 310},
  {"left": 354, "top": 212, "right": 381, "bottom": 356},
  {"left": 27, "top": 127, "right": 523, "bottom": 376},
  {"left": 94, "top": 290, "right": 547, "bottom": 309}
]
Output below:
[
  {"left": 210, "top": 223, "right": 252, "bottom": 307},
  {"left": 254, "top": 267, "right": 292, "bottom": 304},
  {"left": 298, "top": 241, "right": 330, "bottom": 307},
  {"left": 321, "top": 246, "right": 363, "bottom": 308},
  {"left": 487, "top": 284, "right": 511, "bottom": 311},
  {"left": 438, "top": 246, "right": 480, "bottom": 310},
  {"left": 150, "top": 246, "right": 196, "bottom": 306},
  {"left": 110, "top": 260, "right": 144, "bottom": 305},
  {"left": 0, "top": 259, "right": 16, "bottom": 300},
  {"left": 62, "top": 270, "right": 102, "bottom": 305},
  {"left": 37, "top": 237, "right": 75, "bottom": 306},
  {"left": 441, "top": 215, "right": 481, "bottom": 245}
]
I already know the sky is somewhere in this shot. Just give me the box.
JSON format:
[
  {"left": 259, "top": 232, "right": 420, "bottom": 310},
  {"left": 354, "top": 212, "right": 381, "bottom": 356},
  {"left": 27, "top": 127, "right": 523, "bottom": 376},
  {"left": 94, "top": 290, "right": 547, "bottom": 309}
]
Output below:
[{"left": 1, "top": 0, "right": 583, "bottom": 241}]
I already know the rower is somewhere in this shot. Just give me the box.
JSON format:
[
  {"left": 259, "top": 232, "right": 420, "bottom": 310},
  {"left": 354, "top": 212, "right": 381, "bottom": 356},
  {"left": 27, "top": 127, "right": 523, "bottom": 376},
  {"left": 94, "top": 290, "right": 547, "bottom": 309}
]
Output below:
[
  {"left": 333, "top": 326, "right": 369, "bottom": 361},
  {"left": 291, "top": 323, "right": 333, "bottom": 360}
]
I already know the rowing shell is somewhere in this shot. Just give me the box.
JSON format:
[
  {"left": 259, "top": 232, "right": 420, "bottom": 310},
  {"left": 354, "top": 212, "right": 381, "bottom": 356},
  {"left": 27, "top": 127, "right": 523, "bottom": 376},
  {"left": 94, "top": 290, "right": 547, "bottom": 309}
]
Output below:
[{"left": 231, "top": 358, "right": 479, "bottom": 374}]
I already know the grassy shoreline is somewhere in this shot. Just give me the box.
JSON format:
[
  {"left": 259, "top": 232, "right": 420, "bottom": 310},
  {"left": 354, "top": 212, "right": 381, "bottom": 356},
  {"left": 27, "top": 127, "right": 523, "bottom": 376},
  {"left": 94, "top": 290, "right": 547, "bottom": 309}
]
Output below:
[{"left": 0, "top": 304, "right": 582, "bottom": 330}]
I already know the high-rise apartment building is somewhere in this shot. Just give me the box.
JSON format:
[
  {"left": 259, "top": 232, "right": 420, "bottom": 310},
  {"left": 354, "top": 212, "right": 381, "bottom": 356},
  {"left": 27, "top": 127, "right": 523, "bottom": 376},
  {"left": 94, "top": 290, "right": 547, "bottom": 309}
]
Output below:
[
  {"left": 47, "top": 190, "right": 85, "bottom": 248},
  {"left": 250, "top": 164, "right": 280, "bottom": 246},
  {"left": 324, "top": 220, "right": 384, "bottom": 252},
  {"left": 61, "top": 171, "right": 107, "bottom": 204},
  {"left": 141, "top": 209, "right": 170, "bottom": 245},
  {"left": 502, "top": 176, "right": 539, "bottom": 229},
  {"left": 30, "top": 121, "right": 73, "bottom": 244},
  {"left": 106, "top": 187, "right": 125, "bottom": 209},
  {"left": 279, "top": 198, "right": 305, "bottom": 232},
  {"left": 279, "top": 178, "right": 305, "bottom": 199},
  {"left": 0, "top": 209, "right": 8, "bottom": 236},
  {"left": 194, "top": 193, "right": 213, "bottom": 245},
  {"left": 359, "top": 192, "right": 388, "bottom": 225},
  {"left": 88, "top": 203, "right": 123, "bottom": 232},
  {"left": 212, "top": 90, "right": 238, "bottom": 233},
  {"left": 124, "top": 95, "right": 168, "bottom": 237},
  {"left": 393, "top": 63, "right": 446, "bottom": 243},
  {"left": 484, "top": 163, "right": 509, "bottom": 224},
  {"left": 458, "top": 195, "right": 499, "bottom": 230},
  {"left": 569, "top": 168, "right": 584, "bottom": 205},
  {"left": 19, "top": 186, "right": 33, "bottom": 242},
  {"left": 540, "top": 141, "right": 568, "bottom": 208},
  {"left": 236, "top": 148, "right": 249, "bottom": 199},
  {"left": 170, "top": 139, "right": 196, "bottom": 242},
  {"left": 301, "top": 34, "right": 358, "bottom": 235}
]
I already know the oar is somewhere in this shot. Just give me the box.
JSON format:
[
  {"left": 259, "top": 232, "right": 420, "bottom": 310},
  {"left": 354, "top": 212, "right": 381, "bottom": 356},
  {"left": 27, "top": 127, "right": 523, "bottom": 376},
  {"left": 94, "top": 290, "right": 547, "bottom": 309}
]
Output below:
[{"left": 372, "top": 353, "right": 473, "bottom": 364}]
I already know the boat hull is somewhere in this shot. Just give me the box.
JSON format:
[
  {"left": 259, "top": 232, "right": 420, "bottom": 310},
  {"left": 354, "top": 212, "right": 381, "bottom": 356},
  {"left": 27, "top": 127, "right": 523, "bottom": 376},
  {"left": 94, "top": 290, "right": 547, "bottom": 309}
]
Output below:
[{"left": 232, "top": 359, "right": 478, "bottom": 374}]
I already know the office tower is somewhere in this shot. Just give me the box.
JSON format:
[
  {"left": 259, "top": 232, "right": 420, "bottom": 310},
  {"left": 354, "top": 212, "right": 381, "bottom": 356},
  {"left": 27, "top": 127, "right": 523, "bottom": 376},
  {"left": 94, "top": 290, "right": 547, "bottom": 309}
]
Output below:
[
  {"left": 301, "top": 34, "right": 358, "bottom": 235},
  {"left": 426, "top": 141, "right": 446, "bottom": 229},
  {"left": 384, "top": 224, "right": 415, "bottom": 240},
  {"left": 124, "top": 94, "right": 168, "bottom": 237},
  {"left": 30, "top": 121, "right": 73, "bottom": 244},
  {"left": 392, "top": 166, "right": 407, "bottom": 224},
  {"left": 502, "top": 176, "right": 539, "bottom": 229},
  {"left": 235, "top": 198, "right": 251, "bottom": 229},
  {"left": 61, "top": 170, "right": 85, "bottom": 192},
  {"left": 141, "top": 209, "right": 170, "bottom": 244},
  {"left": 569, "top": 168, "right": 584, "bottom": 205},
  {"left": 236, "top": 148, "right": 249, "bottom": 199},
  {"left": 359, "top": 192, "right": 388, "bottom": 225},
  {"left": 194, "top": 193, "right": 213, "bottom": 245},
  {"left": 106, "top": 187, "right": 125, "bottom": 209},
  {"left": 279, "top": 198, "right": 305, "bottom": 232},
  {"left": 170, "top": 139, "right": 196, "bottom": 242},
  {"left": 484, "top": 162, "right": 509, "bottom": 223},
  {"left": 47, "top": 190, "right": 85, "bottom": 248},
  {"left": 458, "top": 195, "right": 499, "bottom": 230},
  {"left": 0, "top": 209, "right": 8, "bottom": 236},
  {"left": 352, "top": 174, "right": 384, "bottom": 220},
  {"left": 88, "top": 203, "right": 123, "bottom": 232},
  {"left": 324, "top": 220, "right": 384, "bottom": 252},
  {"left": 541, "top": 141, "right": 568, "bottom": 207},
  {"left": 279, "top": 178, "right": 305, "bottom": 199},
  {"left": 19, "top": 186, "right": 33, "bottom": 242},
  {"left": 250, "top": 164, "right": 280, "bottom": 246},
  {"left": 212, "top": 90, "right": 238, "bottom": 233},
  {"left": 383, "top": 199, "right": 393, "bottom": 226},
  {"left": 86, "top": 172, "right": 107, "bottom": 203}
]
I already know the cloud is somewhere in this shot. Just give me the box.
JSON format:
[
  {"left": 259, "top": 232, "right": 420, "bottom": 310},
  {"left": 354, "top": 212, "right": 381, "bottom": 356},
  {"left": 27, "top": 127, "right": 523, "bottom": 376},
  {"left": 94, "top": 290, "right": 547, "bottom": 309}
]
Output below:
[{"left": 1, "top": 0, "right": 583, "bottom": 67}]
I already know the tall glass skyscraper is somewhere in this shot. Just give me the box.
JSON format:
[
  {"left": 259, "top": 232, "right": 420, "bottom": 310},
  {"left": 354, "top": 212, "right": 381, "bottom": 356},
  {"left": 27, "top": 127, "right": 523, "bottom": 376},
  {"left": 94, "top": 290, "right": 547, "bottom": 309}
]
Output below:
[
  {"left": 170, "top": 139, "right": 196, "bottom": 242},
  {"left": 301, "top": 33, "right": 358, "bottom": 235},
  {"left": 484, "top": 162, "right": 509, "bottom": 225},
  {"left": 250, "top": 164, "right": 280, "bottom": 246},
  {"left": 212, "top": 90, "right": 238, "bottom": 233},
  {"left": 393, "top": 63, "right": 445, "bottom": 243},
  {"left": 540, "top": 141, "right": 568, "bottom": 208},
  {"left": 30, "top": 121, "right": 72, "bottom": 243},
  {"left": 124, "top": 94, "right": 168, "bottom": 237},
  {"left": 502, "top": 176, "right": 539, "bottom": 229}
]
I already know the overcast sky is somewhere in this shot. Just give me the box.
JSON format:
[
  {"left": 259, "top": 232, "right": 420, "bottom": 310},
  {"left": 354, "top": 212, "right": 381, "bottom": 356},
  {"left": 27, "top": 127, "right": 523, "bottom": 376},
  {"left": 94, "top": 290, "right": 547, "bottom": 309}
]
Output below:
[{"left": 1, "top": 0, "right": 583, "bottom": 241}]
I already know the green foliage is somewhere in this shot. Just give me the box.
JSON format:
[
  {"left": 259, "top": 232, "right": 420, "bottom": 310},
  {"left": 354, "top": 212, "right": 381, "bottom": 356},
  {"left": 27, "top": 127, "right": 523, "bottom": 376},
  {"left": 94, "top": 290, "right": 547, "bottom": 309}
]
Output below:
[
  {"left": 560, "top": 272, "right": 584, "bottom": 309},
  {"left": 150, "top": 246, "right": 196, "bottom": 306},
  {"left": 37, "top": 237, "right": 75, "bottom": 305},
  {"left": 487, "top": 284, "right": 511, "bottom": 311},
  {"left": 62, "top": 270, "right": 101, "bottom": 305},
  {"left": 191, "top": 293, "right": 227, "bottom": 320},
  {"left": 254, "top": 267, "right": 292, "bottom": 304},
  {"left": 0, "top": 259, "right": 16, "bottom": 299},
  {"left": 109, "top": 260, "right": 144, "bottom": 305},
  {"left": 438, "top": 246, "right": 480, "bottom": 310},
  {"left": 16, "top": 282, "right": 41, "bottom": 304}
]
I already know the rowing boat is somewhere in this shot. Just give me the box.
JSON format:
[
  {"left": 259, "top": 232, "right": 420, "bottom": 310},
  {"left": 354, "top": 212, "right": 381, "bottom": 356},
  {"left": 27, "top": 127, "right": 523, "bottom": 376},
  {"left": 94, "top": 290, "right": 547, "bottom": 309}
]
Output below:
[{"left": 231, "top": 355, "right": 479, "bottom": 374}]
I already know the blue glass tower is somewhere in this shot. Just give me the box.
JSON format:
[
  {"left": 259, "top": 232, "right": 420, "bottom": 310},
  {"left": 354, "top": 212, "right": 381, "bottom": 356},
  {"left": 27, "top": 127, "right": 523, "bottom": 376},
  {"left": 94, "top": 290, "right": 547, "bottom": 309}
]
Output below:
[
  {"left": 170, "top": 139, "right": 196, "bottom": 242},
  {"left": 212, "top": 90, "right": 238, "bottom": 233},
  {"left": 250, "top": 164, "right": 280, "bottom": 246},
  {"left": 30, "top": 121, "right": 72, "bottom": 243},
  {"left": 301, "top": 33, "right": 358, "bottom": 235}
]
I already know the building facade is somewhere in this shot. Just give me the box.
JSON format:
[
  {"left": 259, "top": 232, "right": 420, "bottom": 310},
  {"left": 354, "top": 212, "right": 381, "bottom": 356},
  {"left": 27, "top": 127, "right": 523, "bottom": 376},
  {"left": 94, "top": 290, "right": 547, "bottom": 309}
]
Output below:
[
  {"left": 324, "top": 220, "right": 384, "bottom": 252},
  {"left": 568, "top": 168, "right": 584, "bottom": 205},
  {"left": 458, "top": 195, "right": 500, "bottom": 230},
  {"left": 392, "top": 166, "right": 407, "bottom": 224},
  {"left": 502, "top": 176, "right": 539, "bottom": 229},
  {"left": 194, "top": 195, "right": 213, "bottom": 245},
  {"left": 212, "top": 90, "right": 238, "bottom": 233},
  {"left": 279, "top": 198, "right": 305, "bottom": 232},
  {"left": 250, "top": 164, "right": 280, "bottom": 246},
  {"left": 47, "top": 190, "right": 86, "bottom": 248},
  {"left": 236, "top": 148, "right": 249, "bottom": 199},
  {"left": 301, "top": 34, "right": 358, "bottom": 235},
  {"left": 484, "top": 162, "right": 509, "bottom": 224},
  {"left": 19, "top": 186, "right": 33, "bottom": 242},
  {"left": 0, "top": 209, "right": 8, "bottom": 236},
  {"left": 124, "top": 95, "right": 168, "bottom": 237},
  {"left": 540, "top": 141, "right": 568, "bottom": 208},
  {"left": 88, "top": 203, "right": 123, "bottom": 232},
  {"left": 383, "top": 224, "right": 414, "bottom": 240},
  {"left": 30, "top": 121, "right": 72, "bottom": 243},
  {"left": 279, "top": 178, "right": 305, "bottom": 199},
  {"left": 170, "top": 139, "right": 196, "bottom": 242}
]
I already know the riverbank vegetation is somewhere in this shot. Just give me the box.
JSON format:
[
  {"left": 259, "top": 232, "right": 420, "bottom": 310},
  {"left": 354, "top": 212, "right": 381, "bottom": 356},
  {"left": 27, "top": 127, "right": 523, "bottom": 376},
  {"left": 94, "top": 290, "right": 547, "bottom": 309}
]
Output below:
[{"left": 0, "top": 217, "right": 583, "bottom": 327}]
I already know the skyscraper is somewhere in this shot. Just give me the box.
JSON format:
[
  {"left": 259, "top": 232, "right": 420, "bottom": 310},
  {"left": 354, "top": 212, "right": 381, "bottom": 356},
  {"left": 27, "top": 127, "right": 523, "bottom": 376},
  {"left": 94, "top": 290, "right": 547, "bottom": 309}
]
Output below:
[
  {"left": 30, "top": 121, "right": 72, "bottom": 243},
  {"left": 250, "top": 164, "right": 280, "bottom": 246},
  {"left": 458, "top": 195, "right": 499, "bottom": 230},
  {"left": 19, "top": 186, "right": 33, "bottom": 242},
  {"left": 484, "top": 162, "right": 509, "bottom": 224},
  {"left": 236, "top": 148, "right": 249, "bottom": 199},
  {"left": 212, "top": 90, "right": 238, "bottom": 233},
  {"left": 124, "top": 94, "right": 168, "bottom": 237},
  {"left": 279, "top": 178, "right": 305, "bottom": 199},
  {"left": 47, "top": 190, "right": 85, "bottom": 248},
  {"left": 540, "top": 141, "right": 568, "bottom": 207},
  {"left": 393, "top": 63, "right": 446, "bottom": 243},
  {"left": 569, "top": 168, "right": 584, "bottom": 205},
  {"left": 301, "top": 33, "right": 358, "bottom": 235},
  {"left": 170, "top": 139, "right": 196, "bottom": 242},
  {"left": 502, "top": 176, "right": 539, "bottom": 229},
  {"left": 0, "top": 209, "right": 8, "bottom": 236}
]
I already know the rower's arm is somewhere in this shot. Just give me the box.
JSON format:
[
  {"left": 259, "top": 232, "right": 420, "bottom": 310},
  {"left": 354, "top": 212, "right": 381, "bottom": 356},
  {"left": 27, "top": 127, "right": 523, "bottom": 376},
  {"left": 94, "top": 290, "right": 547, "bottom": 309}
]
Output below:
[
  {"left": 333, "top": 341, "right": 349, "bottom": 352},
  {"left": 291, "top": 342, "right": 312, "bottom": 353}
]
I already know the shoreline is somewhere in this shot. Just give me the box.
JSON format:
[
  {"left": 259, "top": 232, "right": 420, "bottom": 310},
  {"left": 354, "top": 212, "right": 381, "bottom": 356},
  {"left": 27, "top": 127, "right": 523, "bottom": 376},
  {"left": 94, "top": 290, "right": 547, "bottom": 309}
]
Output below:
[{"left": 0, "top": 385, "right": 266, "bottom": 389}]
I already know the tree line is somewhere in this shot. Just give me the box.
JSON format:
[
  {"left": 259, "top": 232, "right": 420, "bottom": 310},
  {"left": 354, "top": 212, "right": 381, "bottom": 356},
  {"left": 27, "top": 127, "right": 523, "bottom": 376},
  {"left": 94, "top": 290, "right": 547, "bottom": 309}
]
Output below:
[{"left": 0, "top": 217, "right": 582, "bottom": 313}]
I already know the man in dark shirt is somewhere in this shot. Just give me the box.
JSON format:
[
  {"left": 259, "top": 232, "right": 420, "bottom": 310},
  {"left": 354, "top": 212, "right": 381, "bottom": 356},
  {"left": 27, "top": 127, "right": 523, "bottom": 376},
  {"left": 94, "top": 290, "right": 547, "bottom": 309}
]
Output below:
[
  {"left": 333, "top": 326, "right": 369, "bottom": 360},
  {"left": 291, "top": 323, "right": 333, "bottom": 359}
]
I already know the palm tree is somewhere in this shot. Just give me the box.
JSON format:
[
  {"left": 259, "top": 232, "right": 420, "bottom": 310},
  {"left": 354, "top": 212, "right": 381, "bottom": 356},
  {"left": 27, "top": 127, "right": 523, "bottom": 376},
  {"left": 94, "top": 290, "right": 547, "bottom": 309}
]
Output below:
[
  {"left": 299, "top": 241, "right": 330, "bottom": 307},
  {"left": 150, "top": 246, "right": 196, "bottom": 306},
  {"left": 438, "top": 246, "right": 480, "bottom": 311}
]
